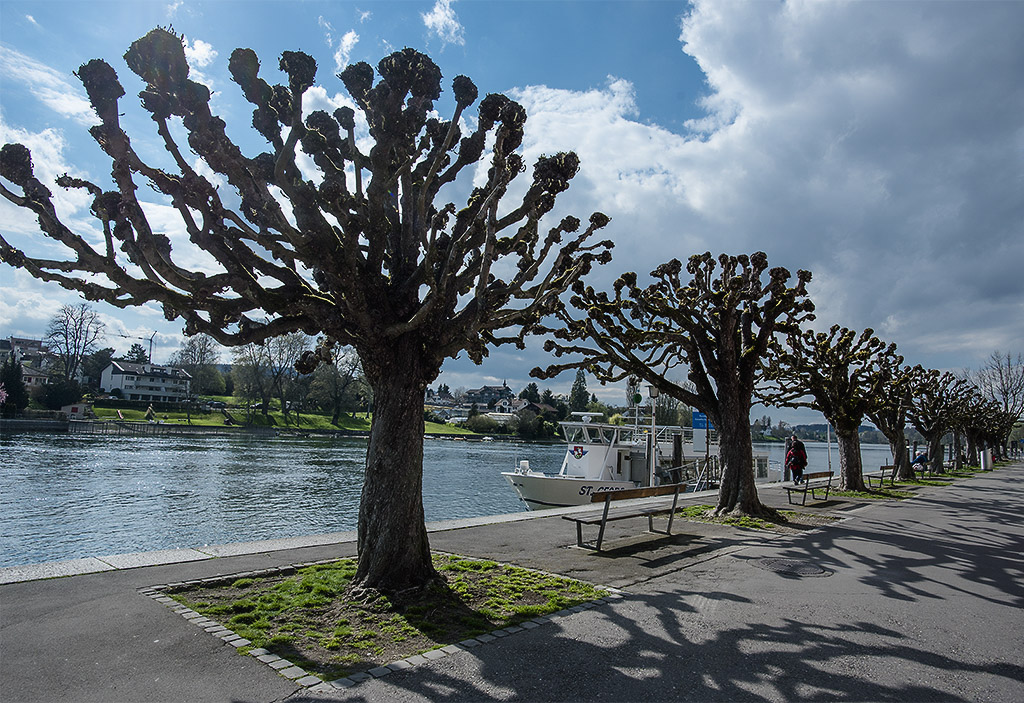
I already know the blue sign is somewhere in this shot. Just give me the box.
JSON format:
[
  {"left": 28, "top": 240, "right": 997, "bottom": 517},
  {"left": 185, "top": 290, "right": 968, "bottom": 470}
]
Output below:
[{"left": 692, "top": 411, "right": 713, "bottom": 430}]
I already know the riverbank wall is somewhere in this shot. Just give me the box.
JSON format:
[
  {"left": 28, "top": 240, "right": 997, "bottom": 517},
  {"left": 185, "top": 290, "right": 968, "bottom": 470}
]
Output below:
[{"left": 0, "top": 418, "right": 69, "bottom": 433}]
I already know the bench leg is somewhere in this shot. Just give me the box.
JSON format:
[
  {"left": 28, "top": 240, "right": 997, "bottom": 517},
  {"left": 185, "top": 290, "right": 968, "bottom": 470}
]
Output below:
[
  {"left": 666, "top": 488, "right": 680, "bottom": 535},
  {"left": 594, "top": 499, "right": 612, "bottom": 551},
  {"left": 576, "top": 521, "right": 584, "bottom": 549}
]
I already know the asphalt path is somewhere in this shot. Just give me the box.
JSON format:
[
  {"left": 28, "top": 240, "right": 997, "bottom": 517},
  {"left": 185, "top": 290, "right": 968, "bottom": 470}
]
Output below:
[{"left": 2, "top": 465, "right": 1022, "bottom": 702}]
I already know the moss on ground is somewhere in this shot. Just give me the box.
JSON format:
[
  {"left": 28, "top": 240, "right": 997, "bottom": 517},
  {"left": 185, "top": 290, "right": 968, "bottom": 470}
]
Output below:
[
  {"left": 674, "top": 504, "right": 839, "bottom": 531},
  {"left": 168, "top": 555, "right": 606, "bottom": 680}
]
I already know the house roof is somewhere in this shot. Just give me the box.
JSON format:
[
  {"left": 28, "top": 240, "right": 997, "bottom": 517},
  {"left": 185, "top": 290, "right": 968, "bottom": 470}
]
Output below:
[{"left": 106, "top": 360, "right": 191, "bottom": 379}]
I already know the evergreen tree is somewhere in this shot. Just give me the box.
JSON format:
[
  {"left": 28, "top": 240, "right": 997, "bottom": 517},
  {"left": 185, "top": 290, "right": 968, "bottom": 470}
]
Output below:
[
  {"left": 0, "top": 358, "right": 30, "bottom": 412},
  {"left": 569, "top": 369, "right": 589, "bottom": 411},
  {"left": 124, "top": 343, "right": 149, "bottom": 364},
  {"left": 81, "top": 347, "right": 116, "bottom": 390},
  {"left": 519, "top": 382, "right": 541, "bottom": 403},
  {"left": 40, "top": 378, "right": 82, "bottom": 410}
]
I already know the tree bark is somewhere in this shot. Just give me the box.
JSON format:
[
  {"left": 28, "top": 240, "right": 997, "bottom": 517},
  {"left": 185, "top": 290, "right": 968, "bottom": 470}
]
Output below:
[
  {"left": 836, "top": 427, "right": 867, "bottom": 491},
  {"left": 965, "top": 434, "right": 979, "bottom": 466},
  {"left": 889, "top": 435, "right": 913, "bottom": 481},
  {"left": 352, "top": 356, "right": 437, "bottom": 595},
  {"left": 713, "top": 391, "right": 776, "bottom": 518},
  {"left": 928, "top": 436, "right": 944, "bottom": 475}
]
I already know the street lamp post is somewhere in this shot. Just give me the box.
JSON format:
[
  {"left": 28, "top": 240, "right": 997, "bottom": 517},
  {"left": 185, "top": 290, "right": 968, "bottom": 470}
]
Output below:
[{"left": 648, "top": 385, "right": 660, "bottom": 487}]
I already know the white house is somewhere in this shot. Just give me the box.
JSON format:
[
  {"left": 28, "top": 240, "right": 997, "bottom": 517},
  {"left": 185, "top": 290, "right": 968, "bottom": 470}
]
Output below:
[
  {"left": 100, "top": 361, "right": 191, "bottom": 403},
  {"left": 21, "top": 365, "right": 52, "bottom": 391}
]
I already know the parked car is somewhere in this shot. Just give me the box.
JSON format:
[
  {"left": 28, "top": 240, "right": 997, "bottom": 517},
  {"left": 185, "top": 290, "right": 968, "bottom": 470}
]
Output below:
[{"left": 207, "top": 400, "right": 227, "bottom": 409}]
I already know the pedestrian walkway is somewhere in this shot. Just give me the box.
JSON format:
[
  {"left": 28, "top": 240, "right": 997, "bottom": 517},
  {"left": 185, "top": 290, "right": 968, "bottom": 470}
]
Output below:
[{"left": 2, "top": 465, "right": 1022, "bottom": 702}]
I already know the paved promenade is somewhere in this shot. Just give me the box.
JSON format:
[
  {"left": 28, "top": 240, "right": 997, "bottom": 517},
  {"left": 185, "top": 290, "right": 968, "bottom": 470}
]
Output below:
[{"left": 2, "top": 465, "right": 1023, "bottom": 702}]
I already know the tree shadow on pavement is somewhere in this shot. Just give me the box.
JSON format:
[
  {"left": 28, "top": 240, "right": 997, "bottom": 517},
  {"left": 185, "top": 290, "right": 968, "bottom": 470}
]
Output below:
[
  {"left": 772, "top": 492, "right": 1024, "bottom": 609},
  {"left": 288, "top": 471, "right": 1024, "bottom": 702},
  {"left": 296, "top": 585, "right": 1023, "bottom": 702}
]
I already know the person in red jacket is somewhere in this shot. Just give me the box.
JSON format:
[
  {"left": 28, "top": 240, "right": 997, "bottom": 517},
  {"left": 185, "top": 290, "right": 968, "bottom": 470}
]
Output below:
[{"left": 786, "top": 435, "right": 808, "bottom": 484}]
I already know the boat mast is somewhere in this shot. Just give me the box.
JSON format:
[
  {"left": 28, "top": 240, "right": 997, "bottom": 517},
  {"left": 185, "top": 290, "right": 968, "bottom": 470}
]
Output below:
[{"left": 648, "top": 384, "right": 660, "bottom": 487}]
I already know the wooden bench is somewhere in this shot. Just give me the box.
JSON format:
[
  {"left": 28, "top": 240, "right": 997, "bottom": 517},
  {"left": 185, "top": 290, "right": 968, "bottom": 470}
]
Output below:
[
  {"left": 867, "top": 465, "right": 896, "bottom": 488},
  {"left": 784, "top": 471, "right": 834, "bottom": 505},
  {"left": 562, "top": 483, "right": 687, "bottom": 551}
]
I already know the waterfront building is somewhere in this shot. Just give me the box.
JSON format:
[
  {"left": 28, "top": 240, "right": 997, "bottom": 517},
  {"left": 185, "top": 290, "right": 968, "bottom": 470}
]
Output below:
[
  {"left": 20, "top": 365, "right": 52, "bottom": 391},
  {"left": 100, "top": 361, "right": 191, "bottom": 402},
  {"left": 463, "top": 381, "right": 515, "bottom": 407}
]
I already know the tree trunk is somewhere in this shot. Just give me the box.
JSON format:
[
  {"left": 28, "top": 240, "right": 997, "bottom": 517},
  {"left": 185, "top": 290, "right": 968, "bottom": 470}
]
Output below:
[
  {"left": 352, "top": 352, "right": 438, "bottom": 595},
  {"left": 713, "top": 392, "right": 776, "bottom": 518},
  {"left": 928, "top": 436, "right": 944, "bottom": 475},
  {"left": 965, "top": 434, "right": 979, "bottom": 466},
  {"left": 887, "top": 434, "right": 913, "bottom": 480},
  {"left": 836, "top": 426, "right": 867, "bottom": 491},
  {"left": 953, "top": 432, "right": 963, "bottom": 471}
]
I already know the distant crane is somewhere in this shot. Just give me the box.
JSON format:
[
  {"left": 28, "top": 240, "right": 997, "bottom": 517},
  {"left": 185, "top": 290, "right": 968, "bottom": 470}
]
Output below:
[{"left": 115, "top": 331, "right": 157, "bottom": 362}]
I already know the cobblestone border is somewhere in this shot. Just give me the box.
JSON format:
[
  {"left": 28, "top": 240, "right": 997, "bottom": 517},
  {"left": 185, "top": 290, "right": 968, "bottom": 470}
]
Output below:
[{"left": 139, "top": 556, "right": 624, "bottom": 693}]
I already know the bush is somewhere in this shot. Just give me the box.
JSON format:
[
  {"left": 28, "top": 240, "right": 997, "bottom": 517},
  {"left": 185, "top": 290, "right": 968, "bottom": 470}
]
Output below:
[
  {"left": 465, "top": 414, "right": 500, "bottom": 434},
  {"left": 39, "top": 378, "right": 83, "bottom": 410}
]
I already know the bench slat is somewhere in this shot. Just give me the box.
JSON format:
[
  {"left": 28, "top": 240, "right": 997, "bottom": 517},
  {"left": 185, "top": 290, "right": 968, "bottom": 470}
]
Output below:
[
  {"left": 589, "top": 482, "right": 687, "bottom": 503},
  {"left": 785, "top": 471, "right": 834, "bottom": 506},
  {"left": 568, "top": 483, "right": 687, "bottom": 550}
]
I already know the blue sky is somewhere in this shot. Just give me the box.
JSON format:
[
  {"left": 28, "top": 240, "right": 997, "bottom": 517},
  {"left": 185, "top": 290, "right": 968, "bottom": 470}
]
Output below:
[{"left": 2, "top": 0, "right": 1023, "bottom": 425}]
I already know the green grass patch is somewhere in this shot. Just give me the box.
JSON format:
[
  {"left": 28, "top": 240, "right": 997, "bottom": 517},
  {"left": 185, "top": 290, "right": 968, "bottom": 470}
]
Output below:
[
  {"left": 168, "top": 555, "right": 605, "bottom": 680},
  {"left": 894, "top": 478, "right": 953, "bottom": 487},
  {"left": 674, "top": 505, "right": 839, "bottom": 531},
  {"left": 832, "top": 487, "right": 916, "bottom": 500},
  {"left": 91, "top": 406, "right": 478, "bottom": 436}
]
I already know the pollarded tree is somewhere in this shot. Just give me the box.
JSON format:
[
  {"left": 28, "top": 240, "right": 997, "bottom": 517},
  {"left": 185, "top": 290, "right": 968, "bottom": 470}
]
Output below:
[
  {"left": 760, "top": 327, "right": 901, "bottom": 491},
  {"left": 536, "top": 252, "right": 814, "bottom": 518},
  {"left": 906, "top": 370, "right": 969, "bottom": 475},
  {"left": 866, "top": 364, "right": 924, "bottom": 481},
  {"left": 0, "top": 29, "right": 611, "bottom": 594}
]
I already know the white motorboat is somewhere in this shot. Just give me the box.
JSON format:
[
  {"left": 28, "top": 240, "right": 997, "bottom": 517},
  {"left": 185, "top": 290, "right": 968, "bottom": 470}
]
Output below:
[{"left": 502, "top": 412, "right": 726, "bottom": 510}]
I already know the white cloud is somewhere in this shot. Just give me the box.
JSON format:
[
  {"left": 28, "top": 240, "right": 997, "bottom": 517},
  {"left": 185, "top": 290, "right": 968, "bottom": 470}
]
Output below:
[
  {"left": 25, "top": 15, "right": 38, "bottom": 26},
  {"left": 470, "top": 0, "right": 1024, "bottom": 378},
  {"left": 183, "top": 38, "right": 217, "bottom": 89},
  {"left": 334, "top": 30, "right": 359, "bottom": 73},
  {"left": 0, "top": 118, "right": 98, "bottom": 242},
  {"left": 358, "top": 10, "right": 372, "bottom": 23},
  {"left": 319, "top": 15, "right": 360, "bottom": 73},
  {"left": 166, "top": 1, "right": 183, "bottom": 19},
  {"left": 0, "top": 45, "right": 97, "bottom": 127},
  {"left": 184, "top": 38, "right": 217, "bottom": 68},
  {"left": 422, "top": 0, "right": 465, "bottom": 48}
]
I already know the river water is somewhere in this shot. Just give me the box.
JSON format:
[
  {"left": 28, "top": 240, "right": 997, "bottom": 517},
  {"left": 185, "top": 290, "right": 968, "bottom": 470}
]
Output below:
[{"left": 0, "top": 432, "right": 894, "bottom": 568}]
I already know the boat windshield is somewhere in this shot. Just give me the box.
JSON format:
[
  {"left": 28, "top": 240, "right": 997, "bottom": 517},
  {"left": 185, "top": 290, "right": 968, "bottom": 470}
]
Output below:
[{"left": 562, "top": 424, "right": 617, "bottom": 445}]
